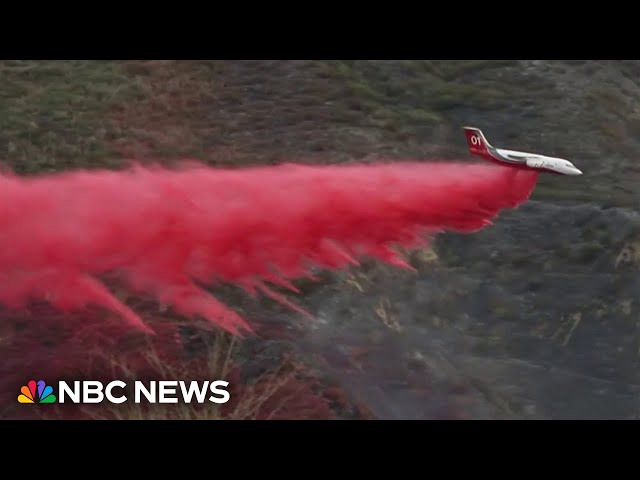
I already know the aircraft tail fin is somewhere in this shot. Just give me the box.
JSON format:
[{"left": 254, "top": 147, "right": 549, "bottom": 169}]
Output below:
[{"left": 463, "top": 127, "right": 492, "bottom": 158}]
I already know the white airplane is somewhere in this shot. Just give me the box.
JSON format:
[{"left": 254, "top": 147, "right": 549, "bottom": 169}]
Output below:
[{"left": 463, "top": 126, "right": 582, "bottom": 175}]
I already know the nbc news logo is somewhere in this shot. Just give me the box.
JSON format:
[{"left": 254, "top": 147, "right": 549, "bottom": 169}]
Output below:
[{"left": 18, "top": 378, "right": 230, "bottom": 404}]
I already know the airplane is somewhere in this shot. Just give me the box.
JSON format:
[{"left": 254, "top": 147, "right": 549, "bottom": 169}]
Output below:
[{"left": 463, "top": 126, "right": 582, "bottom": 175}]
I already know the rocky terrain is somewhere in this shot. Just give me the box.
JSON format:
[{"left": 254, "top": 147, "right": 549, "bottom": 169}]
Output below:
[{"left": 1, "top": 60, "right": 639, "bottom": 419}]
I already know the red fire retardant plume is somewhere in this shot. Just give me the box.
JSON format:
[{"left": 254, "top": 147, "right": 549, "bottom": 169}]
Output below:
[{"left": 0, "top": 161, "right": 538, "bottom": 335}]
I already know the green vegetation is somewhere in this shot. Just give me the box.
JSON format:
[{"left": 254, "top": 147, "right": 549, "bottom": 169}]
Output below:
[
  {"left": 317, "top": 60, "right": 521, "bottom": 137},
  {"left": 0, "top": 61, "right": 136, "bottom": 172},
  {"left": 2, "top": 59, "right": 637, "bottom": 209}
]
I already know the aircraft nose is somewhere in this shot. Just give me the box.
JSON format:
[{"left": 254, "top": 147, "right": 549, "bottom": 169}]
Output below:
[{"left": 566, "top": 164, "right": 582, "bottom": 175}]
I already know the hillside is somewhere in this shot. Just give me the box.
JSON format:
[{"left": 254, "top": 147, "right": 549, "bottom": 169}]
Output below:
[{"left": 1, "top": 60, "right": 639, "bottom": 419}]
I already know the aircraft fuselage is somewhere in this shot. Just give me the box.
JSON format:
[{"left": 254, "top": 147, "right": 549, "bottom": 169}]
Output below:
[{"left": 463, "top": 127, "right": 583, "bottom": 176}]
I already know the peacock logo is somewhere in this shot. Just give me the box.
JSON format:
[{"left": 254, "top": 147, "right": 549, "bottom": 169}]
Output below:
[{"left": 18, "top": 380, "right": 57, "bottom": 404}]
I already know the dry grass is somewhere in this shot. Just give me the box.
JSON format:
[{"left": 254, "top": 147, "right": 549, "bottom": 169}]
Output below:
[
  {"left": 616, "top": 237, "right": 640, "bottom": 268},
  {"left": 85, "top": 335, "right": 315, "bottom": 420},
  {"left": 14, "top": 325, "right": 339, "bottom": 421},
  {"left": 374, "top": 297, "right": 403, "bottom": 333},
  {"left": 87, "top": 332, "right": 237, "bottom": 420}
]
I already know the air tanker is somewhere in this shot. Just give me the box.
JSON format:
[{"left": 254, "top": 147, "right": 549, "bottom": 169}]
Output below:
[{"left": 464, "top": 126, "right": 582, "bottom": 175}]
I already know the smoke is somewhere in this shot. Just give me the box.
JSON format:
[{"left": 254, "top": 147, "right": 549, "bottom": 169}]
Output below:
[{"left": 0, "top": 161, "right": 538, "bottom": 335}]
